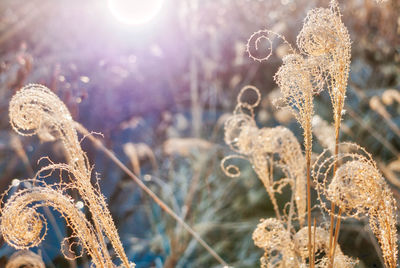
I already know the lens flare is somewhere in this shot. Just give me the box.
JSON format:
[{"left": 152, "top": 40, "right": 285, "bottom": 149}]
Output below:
[{"left": 108, "top": 0, "right": 164, "bottom": 25}]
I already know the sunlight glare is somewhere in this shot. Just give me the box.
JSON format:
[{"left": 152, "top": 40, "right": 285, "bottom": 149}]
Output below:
[{"left": 108, "top": 0, "right": 164, "bottom": 25}]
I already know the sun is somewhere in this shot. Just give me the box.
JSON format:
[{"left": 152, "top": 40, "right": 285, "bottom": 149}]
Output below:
[{"left": 108, "top": 0, "right": 164, "bottom": 25}]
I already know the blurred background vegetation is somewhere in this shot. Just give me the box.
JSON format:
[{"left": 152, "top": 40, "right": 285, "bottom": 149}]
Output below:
[{"left": 0, "top": 0, "right": 398, "bottom": 267}]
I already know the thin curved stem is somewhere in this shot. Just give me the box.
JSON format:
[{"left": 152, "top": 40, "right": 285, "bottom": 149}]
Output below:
[
  {"left": 329, "top": 102, "right": 343, "bottom": 268},
  {"left": 328, "top": 126, "right": 340, "bottom": 267},
  {"left": 312, "top": 218, "right": 316, "bottom": 266},
  {"left": 305, "top": 126, "right": 313, "bottom": 268},
  {"left": 287, "top": 186, "right": 296, "bottom": 233},
  {"left": 261, "top": 161, "right": 281, "bottom": 221},
  {"left": 330, "top": 208, "right": 342, "bottom": 268}
]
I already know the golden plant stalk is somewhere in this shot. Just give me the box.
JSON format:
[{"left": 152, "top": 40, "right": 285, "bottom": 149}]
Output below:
[
  {"left": 4, "top": 84, "right": 132, "bottom": 267},
  {"left": 296, "top": 0, "right": 351, "bottom": 263}
]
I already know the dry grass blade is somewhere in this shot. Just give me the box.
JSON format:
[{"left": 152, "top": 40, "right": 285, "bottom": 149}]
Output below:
[
  {"left": 123, "top": 142, "right": 158, "bottom": 175},
  {"left": 163, "top": 138, "right": 213, "bottom": 157},
  {"left": 369, "top": 96, "right": 400, "bottom": 139},
  {"left": 382, "top": 89, "right": 400, "bottom": 106}
]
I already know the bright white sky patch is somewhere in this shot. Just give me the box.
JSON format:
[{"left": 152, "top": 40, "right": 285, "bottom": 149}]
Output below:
[{"left": 108, "top": 0, "right": 164, "bottom": 25}]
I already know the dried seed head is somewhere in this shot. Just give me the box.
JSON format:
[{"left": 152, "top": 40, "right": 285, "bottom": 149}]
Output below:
[
  {"left": 313, "top": 143, "right": 384, "bottom": 219},
  {"left": 297, "top": 7, "right": 341, "bottom": 57},
  {"left": 1, "top": 206, "right": 46, "bottom": 249},
  {"left": 313, "top": 143, "right": 398, "bottom": 267},
  {"left": 253, "top": 218, "right": 299, "bottom": 267},
  {"left": 274, "top": 54, "right": 315, "bottom": 132},
  {"left": 9, "top": 84, "right": 87, "bottom": 171},
  {"left": 298, "top": 1, "right": 351, "bottom": 131},
  {"left": 327, "top": 160, "right": 383, "bottom": 215},
  {"left": 6, "top": 250, "right": 45, "bottom": 268},
  {"left": 253, "top": 218, "right": 290, "bottom": 249}
]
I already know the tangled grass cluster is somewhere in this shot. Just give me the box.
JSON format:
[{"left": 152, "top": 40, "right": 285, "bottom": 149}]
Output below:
[
  {"left": 222, "top": 85, "right": 362, "bottom": 268},
  {"left": 225, "top": 0, "right": 398, "bottom": 267},
  {"left": 223, "top": 87, "right": 399, "bottom": 267}
]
